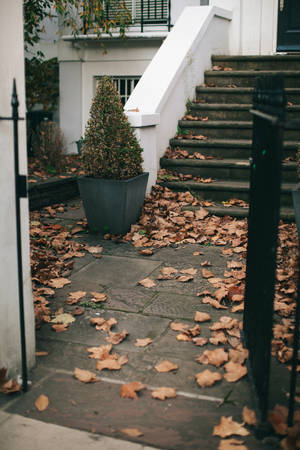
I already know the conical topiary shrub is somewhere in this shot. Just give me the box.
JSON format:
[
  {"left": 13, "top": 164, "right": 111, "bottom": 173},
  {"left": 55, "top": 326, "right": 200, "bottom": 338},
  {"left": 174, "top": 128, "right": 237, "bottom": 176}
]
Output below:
[
  {"left": 81, "top": 76, "right": 143, "bottom": 180},
  {"left": 78, "top": 76, "right": 148, "bottom": 234}
]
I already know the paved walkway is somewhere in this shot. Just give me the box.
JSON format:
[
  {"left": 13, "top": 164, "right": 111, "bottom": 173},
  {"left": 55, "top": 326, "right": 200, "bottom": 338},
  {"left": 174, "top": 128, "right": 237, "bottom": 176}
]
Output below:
[{"left": 0, "top": 199, "right": 290, "bottom": 449}]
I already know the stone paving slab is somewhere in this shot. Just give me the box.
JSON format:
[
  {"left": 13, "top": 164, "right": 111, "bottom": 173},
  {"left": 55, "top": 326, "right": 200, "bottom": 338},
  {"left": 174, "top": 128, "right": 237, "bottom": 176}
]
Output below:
[
  {"left": 5, "top": 371, "right": 264, "bottom": 450},
  {"left": 70, "top": 255, "right": 162, "bottom": 289}
]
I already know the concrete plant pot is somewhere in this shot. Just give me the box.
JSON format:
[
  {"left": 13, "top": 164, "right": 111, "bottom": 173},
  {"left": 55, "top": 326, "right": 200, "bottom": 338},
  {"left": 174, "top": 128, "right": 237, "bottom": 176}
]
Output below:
[{"left": 78, "top": 172, "right": 149, "bottom": 234}]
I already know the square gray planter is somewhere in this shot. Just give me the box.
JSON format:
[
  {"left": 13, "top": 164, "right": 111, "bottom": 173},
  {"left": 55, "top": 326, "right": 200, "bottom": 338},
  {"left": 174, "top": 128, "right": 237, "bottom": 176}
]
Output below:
[{"left": 78, "top": 172, "right": 149, "bottom": 234}]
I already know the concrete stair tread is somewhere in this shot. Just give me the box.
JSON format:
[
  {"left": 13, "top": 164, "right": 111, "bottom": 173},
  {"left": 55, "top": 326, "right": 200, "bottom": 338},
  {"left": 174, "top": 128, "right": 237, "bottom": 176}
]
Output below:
[
  {"left": 190, "top": 103, "right": 300, "bottom": 111},
  {"left": 196, "top": 86, "right": 300, "bottom": 93},
  {"left": 161, "top": 157, "right": 297, "bottom": 169},
  {"left": 179, "top": 120, "right": 252, "bottom": 127},
  {"left": 212, "top": 55, "right": 300, "bottom": 62},
  {"left": 183, "top": 203, "right": 295, "bottom": 220},
  {"left": 170, "top": 137, "right": 299, "bottom": 148},
  {"left": 159, "top": 179, "right": 296, "bottom": 192},
  {"left": 205, "top": 69, "right": 300, "bottom": 76}
]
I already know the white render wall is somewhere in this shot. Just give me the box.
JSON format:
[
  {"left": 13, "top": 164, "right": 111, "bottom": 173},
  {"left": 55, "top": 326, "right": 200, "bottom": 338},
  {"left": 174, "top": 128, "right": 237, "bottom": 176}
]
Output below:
[
  {"left": 126, "top": 6, "right": 231, "bottom": 190},
  {"left": 0, "top": 0, "right": 35, "bottom": 377},
  {"left": 210, "top": 0, "right": 278, "bottom": 55},
  {"left": 59, "top": 39, "right": 164, "bottom": 153}
]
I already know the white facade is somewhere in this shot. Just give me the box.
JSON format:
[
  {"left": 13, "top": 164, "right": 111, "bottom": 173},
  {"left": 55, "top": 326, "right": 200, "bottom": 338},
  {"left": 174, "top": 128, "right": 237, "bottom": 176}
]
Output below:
[
  {"left": 210, "top": 0, "right": 279, "bottom": 55},
  {"left": 0, "top": 0, "right": 35, "bottom": 376},
  {"left": 58, "top": 0, "right": 201, "bottom": 154}
]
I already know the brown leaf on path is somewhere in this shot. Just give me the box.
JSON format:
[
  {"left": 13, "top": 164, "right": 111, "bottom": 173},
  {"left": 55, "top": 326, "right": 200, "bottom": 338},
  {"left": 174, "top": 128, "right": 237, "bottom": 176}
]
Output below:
[
  {"left": 195, "top": 207, "right": 209, "bottom": 220},
  {"left": 35, "top": 394, "right": 49, "bottom": 411},
  {"left": 193, "top": 251, "right": 204, "bottom": 256},
  {"left": 242, "top": 406, "right": 257, "bottom": 426},
  {"left": 268, "top": 404, "right": 288, "bottom": 435},
  {"left": 52, "top": 323, "right": 68, "bottom": 332},
  {"left": 223, "top": 361, "right": 247, "bottom": 382},
  {"left": 155, "top": 360, "right": 178, "bottom": 373},
  {"left": 73, "top": 306, "right": 84, "bottom": 316},
  {"left": 202, "top": 268, "right": 214, "bottom": 279},
  {"left": 210, "top": 331, "right": 228, "bottom": 345},
  {"left": 214, "top": 287, "right": 229, "bottom": 302},
  {"left": 227, "top": 328, "right": 241, "bottom": 339},
  {"left": 120, "top": 381, "right": 146, "bottom": 399},
  {"left": 90, "top": 317, "right": 106, "bottom": 327},
  {"left": 170, "top": 322, "right": 189, "bottom": 332},
  {"left": 151, "top": 387, "right": 176, "bottom": 400},
  {"left": 35, "top": 351, "right": 48, "bottom": 357},
  {"left": 194, "top": 311, "right": 211, "bottom": 323},
  {"left": 193, "top": 337, "right": 208, "bottom": 346},
  {"left": 0, "top": 376, "right": 21, "bottom": 394},
  {"left": 138, "top": 278, "right": 156, "bottom": 288},
  {"left": 48, "top": 277, "right": 71, "bottom": 289},
  {"left": 87, "top": 344, "right": 115, "bottom": 360},
  {"left": 105, "top": 330, "right": 128, "bottom": 344},
  {"left": 86, "top": 245, "right": 103, "bottom": 254},
  {"left": 96, "top": 355, "right": 128, "bottom": 371},
  {"left": 37, "top": 287, "right": 55, "bottom": 296},
  {"left": 139, "top": 249, "right": 153, "bottom": 256},
  {"left": 222, "top": 248, "right": 233, "bottom": 256},
  {"left": 232, "top": 304, "right": 244, "bottom": 313},
  {"left": 90, "top": 292, "right": 108, "bottom": 303},
  {"left": 74, "top": 368, "right": 100, "bottom": 383},
  {"left": 157, "top": 266, "right": 178, "bottom": 279},
  {"left": 210, "top": 317, "right": 239, "bottom": 331},
  {"left": 96, "top": 318, "right": 118, "bottom": 332},
  {"left": 176, "top": 333, "right": 192, "bottom": 342},
  {"left": 213, "top": 416, "right": 250, "bottom": 438},
  {"left": 176, "top": 275, "right": 194, "bottom": 282},
  {"left": 51, "top": 313, "right": 75, "bottom": 324},
  {"left": 201, "top": 260, "right": 212, "bottom": 267},
  {"left": 202, "top": 296, "right": 227, "bottom": 310},
  {"left": 135, "top": 338, "right": 153, "bottom": 347},
  {"left": 120, "top": 428, "right": 143, "bottom": 437},
  {"left": 180, "top": 268, "right": 198, "bottom": 275},
  {"left": 218, "top": 439, "right": 247, "bottom": 450},
  {"left": 188, "top": 324, "right": 201, "bottom": 337},
  {"left": 229, "top": 347, "right": 248, "bottom": 364},
  {"left": 195, "top": 369, "right": 222, "bottom": 387},
  {"left": 196, "top": 348, "right": 228, "bottom": 367}
]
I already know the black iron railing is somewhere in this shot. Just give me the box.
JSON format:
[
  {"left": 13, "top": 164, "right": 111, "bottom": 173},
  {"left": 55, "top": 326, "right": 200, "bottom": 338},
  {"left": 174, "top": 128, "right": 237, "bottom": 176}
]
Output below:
[
  {"left": 84, "top": 0, "right": 171, "bottom": 34},
  {"left": 0, "top": 80, "right": 28, "bottom": 392},
  {"left": 244, "top": 74, "right": 300, "bottom": 428}
]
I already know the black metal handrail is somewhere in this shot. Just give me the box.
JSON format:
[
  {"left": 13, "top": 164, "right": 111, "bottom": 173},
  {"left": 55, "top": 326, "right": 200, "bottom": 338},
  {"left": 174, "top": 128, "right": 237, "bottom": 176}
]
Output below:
[{"left": 83, "top": 0, "right": 172, "bottom": 35}]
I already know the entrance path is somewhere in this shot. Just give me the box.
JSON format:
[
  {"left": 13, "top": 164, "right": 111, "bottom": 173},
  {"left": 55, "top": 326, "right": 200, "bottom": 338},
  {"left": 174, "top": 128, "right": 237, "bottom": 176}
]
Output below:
[{"left": 0, "top": 199, "right": 290, "bottom": 449}]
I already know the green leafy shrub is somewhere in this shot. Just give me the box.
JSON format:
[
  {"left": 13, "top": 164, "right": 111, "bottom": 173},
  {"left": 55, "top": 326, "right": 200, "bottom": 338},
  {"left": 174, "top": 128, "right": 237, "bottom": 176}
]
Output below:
[
  {"left": 81, "top": 76, "right": 143, "bottom": 180},
  {"left": 32, "top": 120, "right": 65, "bottom": 172}
]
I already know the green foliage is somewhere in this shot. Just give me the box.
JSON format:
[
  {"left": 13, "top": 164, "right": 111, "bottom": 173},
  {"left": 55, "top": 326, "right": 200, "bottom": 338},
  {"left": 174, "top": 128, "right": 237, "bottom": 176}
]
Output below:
[
  {"left": 24, "top": 0, "right": 131, "bottom": 54},
  {"left": 81, "top": 76, "right": 143, "bottom": 180},
  {"left": 32, "top": 120, "right": 65, "bottom": 171},
  {"left": 25, "top": 57, "right": 59, "bottom": 111}
]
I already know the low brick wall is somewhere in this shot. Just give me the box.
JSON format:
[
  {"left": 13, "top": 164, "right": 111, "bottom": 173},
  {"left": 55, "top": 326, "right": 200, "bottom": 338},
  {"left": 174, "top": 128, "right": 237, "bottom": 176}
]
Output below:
[{"left": 28, "top": 176, "right": 79, "bottom": 210}]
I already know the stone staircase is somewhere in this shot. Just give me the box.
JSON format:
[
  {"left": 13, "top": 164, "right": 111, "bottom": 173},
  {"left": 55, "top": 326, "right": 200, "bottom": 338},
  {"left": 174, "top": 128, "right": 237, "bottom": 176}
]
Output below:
[{"left": 159, "top": 55, "right": 300, "bottom": 219}]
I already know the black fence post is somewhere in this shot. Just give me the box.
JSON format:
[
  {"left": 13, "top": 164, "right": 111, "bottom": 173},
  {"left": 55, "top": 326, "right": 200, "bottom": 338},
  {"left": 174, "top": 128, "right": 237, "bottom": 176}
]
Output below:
[
  {"left": 12, "top": 80, "right": 28, "bottom": 393},
  {"left": 243, "top": 75, "right": 286, "bottom": 422}
]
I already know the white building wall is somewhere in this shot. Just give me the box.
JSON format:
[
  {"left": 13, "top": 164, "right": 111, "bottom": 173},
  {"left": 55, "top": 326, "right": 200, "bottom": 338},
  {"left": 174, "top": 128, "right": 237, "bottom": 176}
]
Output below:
[
  {"left": 59, "top": 39, "right": 164, "bottom": 153},
  {"left": 0, "top": 0, "right": 35, "bottom": 377},
  {"left": 210, "top": 0, "right": 278, "bottom": 55}
]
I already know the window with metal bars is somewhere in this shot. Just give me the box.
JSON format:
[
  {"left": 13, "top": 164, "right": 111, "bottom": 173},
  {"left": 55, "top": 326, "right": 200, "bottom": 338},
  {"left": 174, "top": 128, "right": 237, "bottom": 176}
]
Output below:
[
  {"left": 105, "top": 0, "right": 169, "bottom": 24},
  {"left": 94, "top": 76, "right": 140, "bottom": 105}
]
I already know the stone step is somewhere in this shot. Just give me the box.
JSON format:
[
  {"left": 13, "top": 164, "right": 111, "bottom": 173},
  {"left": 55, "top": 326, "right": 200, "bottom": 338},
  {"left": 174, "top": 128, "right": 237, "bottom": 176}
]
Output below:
[
  {"left": 211, "top": 55, "right": 300, "bottom": 71},
  {"left": 160, "top": 157, "right": 298, "bottom": 183},
  {"left": 204, "top": 70, "right": 300, "bottom": 88},
  {"left": 188, "top": 103, "right": 300, "bottom": 121},
  {"left": 196, "top": 87, "right": 300, "bottom": 104},
  {"left": 177, "top": 120, "right": 299, "bottom": 141},
  {"left": 158, "top": 179, "right": 296, "bottom": 206},
  {"left": 169, "top": 138, "right": 298, "bottom": 159},
  {"left": 182, "top": 203, "right": 295, "bottom": 221}
]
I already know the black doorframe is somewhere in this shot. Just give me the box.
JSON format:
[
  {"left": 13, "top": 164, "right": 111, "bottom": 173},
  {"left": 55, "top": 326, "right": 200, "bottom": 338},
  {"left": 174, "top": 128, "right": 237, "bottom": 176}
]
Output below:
[{"left": 277, "top": 0, "right": 300, "bottom": 52}]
